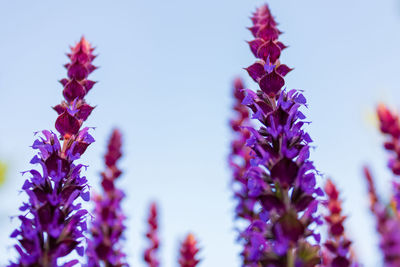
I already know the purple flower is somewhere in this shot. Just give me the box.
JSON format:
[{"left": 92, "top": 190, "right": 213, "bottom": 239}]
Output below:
[
  {"left": 86, "top": 129, "right": 128, "bottom": 266},
  {"left": 144, "top": 202, "right": 160, "bottom": 267},
  {"left": 377, "top": 104, "right": 400, "bottom": 210},
  {"left": 239, "top": 4, "right": 322, "bottom": 266},
  {"left": 364, "top": 167, "right": 400, "bottom": 266},
  {"left": 321, "top": 179, "right": 356, "bottom": 267},
  {"left": 229, "top": 78, "right": 260, "bottom": 258},
  {"left": 9, "top": 37, "right": 96, "bottom": 267}
]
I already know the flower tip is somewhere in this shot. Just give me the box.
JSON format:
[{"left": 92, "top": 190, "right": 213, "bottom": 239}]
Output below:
[
  {"left": 186, "top": 233, "right": 196, "bottom": 244},
  {"left": 233, "top": 77, "right": 244, "bottom": 90},
  {"left": 324, "top": 179, "right": 339, "bottom": 199},
  {"left": 78, "top": 36, "right": 91, "bottom": 50},
  {"left": 179, "top": 233, "right": 200, "bottom": 267},
  {"left": 105, "top": 128, "right": 123, "bottom": 167}
]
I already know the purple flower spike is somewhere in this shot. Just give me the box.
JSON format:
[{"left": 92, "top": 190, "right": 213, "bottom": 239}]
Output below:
[
  {"left": 238, "top": 4, "right": 322, "bottom": 266},
  {"left": 321, "top": 179, "right": 357, "bottom": 267},
  {"left": 144, "top": 202, "right": 160, "bottom": 267},
  {"left": 363, "top": 167, "right": 400, "bottom": 266},
  {"left": 228, "top": 80, "right": 253, "bottom": 205},
  {"left": 10, "top": 37, "right": 97, "bottom": 267},
  {"left": 229, "top": 77, "right": 259, "bottom": 259},
  {"left": 377, "top": 104, "right": 400, "bottom": 210},
  {"left": 86, "top": 129, "right": 128, "bottom": 267}
]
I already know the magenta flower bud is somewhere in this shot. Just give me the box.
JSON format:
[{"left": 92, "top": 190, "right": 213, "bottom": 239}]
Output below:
[
  {"left": 144, "top": 202, "right": 160, "bottom": 267},
  {"left": 178, "top": 234, "right": 200, "bottom": 267},
  {"left": 86, "top": 129, "right": 127, "bottom": 266},
  {"left": 237, "top": 4, "right": 323, "bottom": 266},
  {"left": 322, "top": 179, "right": 356, "bottom": 267},
  {"left": 9, "top": 37, "right": 96, "bottom": 267}
]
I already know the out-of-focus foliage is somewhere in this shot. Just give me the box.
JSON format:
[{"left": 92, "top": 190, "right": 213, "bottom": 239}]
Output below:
[{"left": 0, "top": 161, "right": 6, "bottom": 187}]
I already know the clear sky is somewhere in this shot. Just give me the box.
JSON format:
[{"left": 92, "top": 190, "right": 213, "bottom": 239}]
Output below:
[{"left": 1, "top": 0, "right": 400, "bottom": 266}]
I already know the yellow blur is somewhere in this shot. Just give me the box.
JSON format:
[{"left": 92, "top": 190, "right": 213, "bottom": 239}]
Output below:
[{"left": 0, "top": 161, "right": 6, "bottom": 186}]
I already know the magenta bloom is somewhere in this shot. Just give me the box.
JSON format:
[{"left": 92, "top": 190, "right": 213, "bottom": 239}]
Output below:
[
  {"left": 377, "top": 104, "right": 400, "bottom": 210},
  {"left": 9, "top": 37, "right": 96, "bottom": 266},
  {"left": 239, "top": 4, "right": 323, "bottom": 266},
  {"left": 144, "top": 202, "right": 160, "bottom": 267},
  {"left": 364, "top": 167, "right": 400, "bottom": 267},
  {"left": 86, "top": 129, "right": 127, "bottom": 266},
  {"left": 178, "top": 234, "right": 200, "bottom": 267},
  {"left": 322, "top": 179, "right": 356, "bottom": 267}
]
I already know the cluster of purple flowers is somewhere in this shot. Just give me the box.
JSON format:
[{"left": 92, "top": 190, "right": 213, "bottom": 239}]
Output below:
[
  {"left": 321, "top": 179, "right": 356, "bottom": 267},
  {"left": 8, "top": 2, "right": 400, "bottom": 267},
  {"left": 230, "top": 4, "right": 323, "bottom": 266},
  {"left": 359, "top": 103, "right": 400, "bottom": 267},
  {"left": 9, "top": 36, "right": 201, "bottom": 267},
  {"left": 86, "top": 129, "right": 127, "bottom": 266},
  {"left": 363, "top": 167, "right": 400, "bottom": 266},
  {"left": 10, "top": 37, "right": 96, "bottom": 267}
]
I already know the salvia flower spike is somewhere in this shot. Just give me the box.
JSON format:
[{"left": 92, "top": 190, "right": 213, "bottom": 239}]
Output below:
[
  {"left": 229, "top": 77, "right": 255, "bottom": 221},
  {"left": 240, "top": 4, "right": 323, "bottom": 266},
  {"left": 10, "top": 37, "right": 96, "bottom": 267},
  {"left": 377, "top": 103, "right": 400, "bottom": 210},
  {"left": 229, "top": 77, "right": 258, "bottom": 258},
  {"left": 86, "top": 129, "right": 128, "bottom": 266},
  {"left": 363, "top": 166, "right": 400, "bottom": 266},
  {"left": 322, "top": 179, "right": 356, "bottom": 267},
  {"left": 178, "top": 234, "right": 200, "bottom": 267},
  {"left": 144, "top": 202, "right": 160, "bottom": 267}
]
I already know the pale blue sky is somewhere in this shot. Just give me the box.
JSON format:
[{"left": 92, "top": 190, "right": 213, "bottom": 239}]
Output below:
[{"left": 1, "top": 0, "right": 400, "bottom": 266}]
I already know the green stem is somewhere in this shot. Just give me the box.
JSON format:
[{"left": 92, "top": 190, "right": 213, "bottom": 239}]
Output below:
[{"left": 287, "top": 248, "right": 295, "bottom": 267}]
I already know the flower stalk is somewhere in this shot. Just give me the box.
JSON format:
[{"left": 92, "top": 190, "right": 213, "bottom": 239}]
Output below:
[
  {"left": 363, "top": 167, "right": 400, "bottom": 267},
  {"left": 10, "top": 37, "right": 96, "bottom": 267},
  {"left": 86, "top": 129, "right": 127, "bottom": 266},
  {"left": 229, "top": 77, "right": 255, "bottom": 222},
  {"left": 377, "top": 104, "right": 400, "bottom": 210},
  {"left": 229, "top": 77, "right": 259, "bottom": 259},
  {"left": 239, "top": 4, "right": 323, "bottom": 266},
  {"left": 144, "top": 202, "right": 160, "bottom": 267},
  {"left": 322, "top": 179, "right": 355, "bottom": 267}
]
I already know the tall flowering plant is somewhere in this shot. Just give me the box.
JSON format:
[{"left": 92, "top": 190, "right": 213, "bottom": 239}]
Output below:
[
  {"left": 229, "top": 77, "right": 255, "bottom": 222},
  {"left": 229, "top": 77, "right": 258, "bottom": 258},
  {"left": 377, "top": 104, "right": 400, "bottom": 209},
  {"left": 144, "top": 202, "right": 160, "bottom": 267},
  {"left": 322, "top": 179, "right": 355, "bottom": 267},
  {"left": 363, "top": 167, "right": 400, "bottom": 266},
  {"left": 363, "top": 103, "right": 400, "bottom": 266},
  {"left": 233, "top": 4, "right": 323, "bottom": 266},
  {"left": 86, "top": 129, "right": 127, "bottom": 266},
  {"left": 9, "top": 37, "right": 96, "bottom": 267}
]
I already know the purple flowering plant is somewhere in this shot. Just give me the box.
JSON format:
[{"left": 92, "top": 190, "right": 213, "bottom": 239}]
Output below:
[
  {"left": 5, "top": 2, "right": 400, "bottom": 267},
  {"left": 9, "top": 37, "right": 96, "bottom": 267},
  {"left": 232, "top": 4, "right": 323, "bottom": 266},
  {"left": 143, "top": 202, "right": 160, "bottom": 267},
  {"left": 87, "top": 129, "right": 127, "bottom": 266}
]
